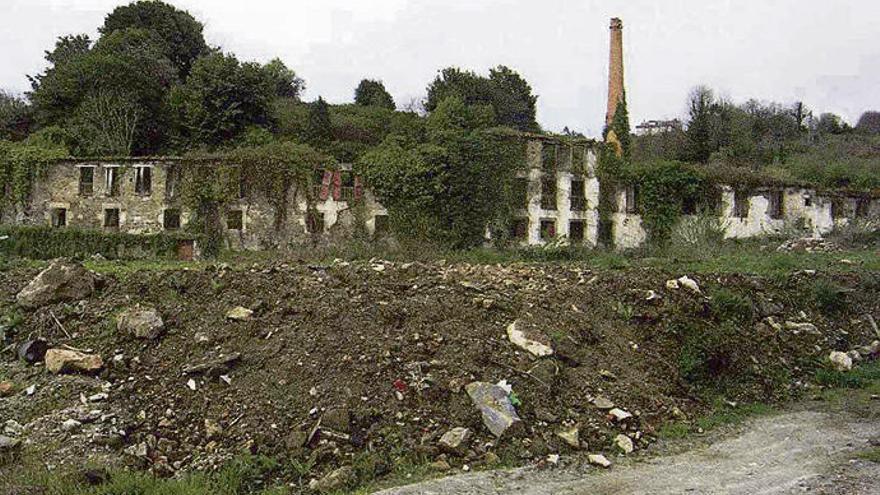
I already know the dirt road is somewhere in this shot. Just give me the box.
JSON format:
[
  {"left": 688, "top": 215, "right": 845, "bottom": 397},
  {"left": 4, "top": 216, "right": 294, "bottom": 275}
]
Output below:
[{"left": 375, "top": 400, "right": 880, "bottom": 495}]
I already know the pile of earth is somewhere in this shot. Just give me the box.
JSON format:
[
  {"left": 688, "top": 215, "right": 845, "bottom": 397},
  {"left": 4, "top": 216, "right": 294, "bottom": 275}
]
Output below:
[{"left": 1, "top": 258, "right": 878, "bottom": 492}]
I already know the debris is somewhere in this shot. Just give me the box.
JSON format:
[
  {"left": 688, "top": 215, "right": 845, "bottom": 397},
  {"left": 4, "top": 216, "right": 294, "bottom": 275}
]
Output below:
[
  {"left": 438, "top": 427, "right": 472, "bottom": 455},
  {"left": 117, "top": 305, "right": 165, "bottom": 340},
  {"left": 0, "top": 435, "right": 21, "bottom": 452},
  {"left": 44, "top": 349, "right": 103, "bottom": 374},
  {"left": 309, "top": 466, "right": 354, "bottom": 493},
  {"left": 556, "top": 426, "right": 580, "bottom": 449},
  {"left": 226, "top": 306, "right": 254, "bottom": 321},
  {"left": 321, "top": 407, "right": 351, "bottom": 433},
  {"left": 18, "top": 338, "right": 49, "bottom": 364},
  {"left": 614, "top": 434, "right": 634, "bottom": 454},
  {"left": 829, "top": 351, "right": 853, "bottom": 372},
  {"left": 608, "top": 408, "right": 633, "bottom": 422},
  {"left": 62, "top": 419, "right": 82, "bottom": 432},
  {"left": 665, "top": 279, "right": 679, "bottom": 290},
  {"left": 592, "top": 396, "right": 615, "bottom": 410},
  {"left": 183, "top": 353, "right": 241, "bottom": 377},
  {"left": 186, "top": 379, "right": 197, "bottom": 391},
  {"left": 204, "top": 419, "right": 223, "bottom": 439},
  {"left": 506, "top": 320, "right": 554, "bottom": 357},
  {"left": 0, "top": 381, "right": 14, "bottom": 397},
  {"left": 16, "top": 259, "right": 96, "bottom": 308},
  {"left": 25, "top": 384, "right": 36, "bottom": 396},
  {"left": 677, "top": 276, "right": 701, "bottom": 294},
  {"left": 785, "top": 321, "right": 819, "bottom": 335},
  {"left": 88, "top": 393, "right": 108, "bottom": 402},
  {"left": 546, "top": 454, "right": 560, "bottom": 465},
  {"left": 588, "top": 453, "right": 612, "bottom": 468},
  {"left": 466, "top": 381, "right": 521, "bottom": 437},
  {"left": 430, "top": 459, "right": 451, "bottom": 471}
]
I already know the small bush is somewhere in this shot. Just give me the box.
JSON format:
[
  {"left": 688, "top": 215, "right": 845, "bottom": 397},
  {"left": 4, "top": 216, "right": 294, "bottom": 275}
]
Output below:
[
  {"left": 811, "top": 279, "right": 846, "bottom": 314},
  {"left": 814, "top": 361, "right": 880, "bottom": 389},
  {"left": 677, "top": 322, "right": 743, "bottom": 388},
  {"left": 710, "top": 289, "right": 754, "bottom": 323}
]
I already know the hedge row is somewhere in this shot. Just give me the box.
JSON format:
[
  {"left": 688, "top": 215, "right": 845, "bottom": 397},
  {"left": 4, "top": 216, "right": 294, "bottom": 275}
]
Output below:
[{"left": 0, "top": 225, "right": 198, "bottom": 260}]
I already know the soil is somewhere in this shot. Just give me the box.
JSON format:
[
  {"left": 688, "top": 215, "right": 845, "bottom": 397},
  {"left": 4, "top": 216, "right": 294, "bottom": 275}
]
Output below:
[{"left": 0, "top": 259, "right": 878, "bottom": 492}]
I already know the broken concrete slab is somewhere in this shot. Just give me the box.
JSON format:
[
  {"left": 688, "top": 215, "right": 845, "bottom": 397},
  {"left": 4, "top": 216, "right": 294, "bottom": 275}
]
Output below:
[
  {"left": 506, "top": 320, "right": 553, "bottom": 357},
  {"left": 466, "top": 381, "right": 521, "bottom": 437},
  {"left": 45, "top": 349, "right": 103, "bottom": 375}
]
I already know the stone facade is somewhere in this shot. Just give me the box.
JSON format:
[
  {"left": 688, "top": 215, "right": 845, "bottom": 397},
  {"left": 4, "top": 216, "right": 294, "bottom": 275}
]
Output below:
[{"left": 3, "top": 135, "right": 876, "bottom": 253}]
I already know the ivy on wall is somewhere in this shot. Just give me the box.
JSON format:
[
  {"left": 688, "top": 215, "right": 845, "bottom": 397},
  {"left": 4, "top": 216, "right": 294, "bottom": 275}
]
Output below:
[
  {"left": 180, "top": 141, "right": 333, "bottom": 255},
  {"left": 0, "top": 140, "right": 68, "bottom": 210}
]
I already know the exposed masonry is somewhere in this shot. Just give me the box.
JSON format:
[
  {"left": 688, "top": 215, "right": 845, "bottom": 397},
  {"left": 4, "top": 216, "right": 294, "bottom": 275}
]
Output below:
[{"left": 2, "top": 135, "right": 877, "bottom": 252}]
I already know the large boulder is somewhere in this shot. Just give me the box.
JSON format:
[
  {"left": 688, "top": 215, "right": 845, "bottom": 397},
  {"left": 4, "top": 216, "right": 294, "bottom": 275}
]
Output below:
[
  {"left": 466, "top": 382, "right": 521, "bottom": 437},
  {"left": 117, "top": 306, "right": 164, "bottom": 340},
  {"left": 16, "top": 260, "right": 95, "bottom": 309},
  {"left": 45, "top": 349, "right": 103, "bottom": 374}
]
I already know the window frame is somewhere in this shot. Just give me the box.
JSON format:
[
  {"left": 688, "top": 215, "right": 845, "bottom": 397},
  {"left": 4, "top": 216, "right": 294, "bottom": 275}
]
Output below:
[
  {"left": 78, "top": 166, "right": 95, "bottom": 196},
  {"left": 103, "top": 208, "right": 120, "bottom": 229},
  {"left": 134, "top": 166, "right": 152, "bottom": 196},
  {"left": 226, "top": 209, "right": 244, "bottom": 230}
]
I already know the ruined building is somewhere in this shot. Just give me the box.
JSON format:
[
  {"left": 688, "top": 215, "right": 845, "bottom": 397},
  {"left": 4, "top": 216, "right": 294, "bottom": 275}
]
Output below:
[{"left": 2, "top": 18, "right": 877, "bottom": 253}]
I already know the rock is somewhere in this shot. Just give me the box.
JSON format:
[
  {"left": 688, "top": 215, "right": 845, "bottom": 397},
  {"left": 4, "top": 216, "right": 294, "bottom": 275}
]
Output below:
[
  {"left": 614, "top": 434, "right": 634, "bottom": 454},
  {"left": 117, "top": 306, "right": 164, "bottom": 340},
  {"left": 665, "top": 279, "right": 679, "bottom": 290},
  {"left": 18, "top": 338, "right": 49, "bottom": 364},
  {"left": 829, "top": 351, "right": 853, "bottom": 372},
  {"left": 226, "top": 306, "right": 253, "bottom": 321},
  {"left": 677, "top": 276, "right": 701, "bottom": 294},
  {"left": 0, "top": 435, "right": 21, "bottom": 452},
  {"left": 785, "top": 321, "right": 819, "bottom": 335},
  {"left": 183, "top": 353, "right": 242, "bottom": 377},
  {"left": 588, "top": 453, "right": 611, "bottom": 468},
  {"left": 124, "top": 442, "right": 148, "bottom": 458},
  {"left": 438, "top": 427, "right": 472, "bottom": 455},
  {"left": 465, "top": 381, "right": 521, "bottom": 437},
  {"left": 848, "top": 350, "right": 863, "bottom": 362},
  {"left": 45, "top": 349, "right": 103, "bottom": 374},
  {"left": 506, "top": 320, "right": 553, "bottom": 357},
  {"left": 592, "top": 396, "right": 615, "bottom": 410},
  {"left": 528, "top": 359, "right": 560, "bottom": 385},
  {"left": 0, "top": 381, "right": 14, "bottom": 397},
  {"left": 556, "top": 426, "right": 580, "bottom": 449},
  {"left": 284, "top": 430, "right": 308, "bottom": 456},
  {"left": 16, "top": 260, "right": 95, "bottom": 308},
  {"left": 546, "top": 453, "right": 560, "bottom": 465},
  {"left": 608, "top": 408, "right": 633, "bottom": 422},
  {"left": 430, "top": 459, "right": 452, "bottom": 471},
  {"left": 321, "top": 407, "right": 350, "bottom": 433},
  {"left": 309, "top": 466, "right": 354, "bottom": 493},
  {"left": 204, "top": 419, "right": 223, "bottom": 440},
  {"left": 62, "top": 419, "right": 82, "bottom": 432},
  {"left": 4, "top": 420, "right": 23, "bottom": 436}
]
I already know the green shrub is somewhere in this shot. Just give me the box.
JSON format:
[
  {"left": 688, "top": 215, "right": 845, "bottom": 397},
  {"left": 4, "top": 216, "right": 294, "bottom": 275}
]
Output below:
[
  {"left": 710, "top": 289, "right": 754, "bottom": 323},
  {"left": 814, "top": 361, "right": 880, "bottom": 389},
  {"left": 677, "top": 322, "right": 744, "bottom": 389},
  {"left": 811, "top": 279, "right": 846, "bottom": 314},
  {"left": 0, "top": 225, "right": 197, "bottom": 260}
]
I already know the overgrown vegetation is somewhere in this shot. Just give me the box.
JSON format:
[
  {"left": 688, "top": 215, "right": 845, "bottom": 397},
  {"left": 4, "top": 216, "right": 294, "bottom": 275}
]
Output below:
[{"left": 0, "top": 225, "right": 194, "bottom": 260}]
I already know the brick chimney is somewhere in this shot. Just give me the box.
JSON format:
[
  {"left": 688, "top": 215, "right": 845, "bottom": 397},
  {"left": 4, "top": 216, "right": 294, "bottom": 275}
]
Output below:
[{"left": 605, "top": 17, "right": 624, "bottom": 128}]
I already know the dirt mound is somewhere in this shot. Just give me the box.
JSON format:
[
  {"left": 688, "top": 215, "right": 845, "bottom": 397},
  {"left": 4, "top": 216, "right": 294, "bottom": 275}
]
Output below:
[{"left": 1, "top": 259, "right": 878, "bottom": 491}]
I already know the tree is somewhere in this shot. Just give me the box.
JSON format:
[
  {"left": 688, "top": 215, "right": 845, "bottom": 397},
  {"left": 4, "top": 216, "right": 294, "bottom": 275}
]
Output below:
[
  {"left": 425, "top": 66, "right": 539, "bottom": 131},
  {"left": 357, "top": 95, "right": 520, "bottom": 248},
  {"left": 28, "top": 28, "right": 177, "bottom": 154},
  {"left": 170, "top": 52, "right": 274, "bottom": 148},
  {"left": 817, "top": 112, "right": 845, "bottom": 135},
  {"left": 685, "top": 86, "right": 716, "bottom": 163},
  {"left": 354, "top": 79, "right": 395, "bottom": 110},
  {"left": 0, "top": 91, "right": 34, "bottom": 141},
  {"left": 99, "top": 0, "right": 208, "bottom": 78},
  {"left": 263, "top": 58, "right": 305, "bottom": 99},
  {"left": 305, "top": 97, "right": 333, "bottom": 148},
  {"left": 69, "top": 90, "right": 141, "bottom": 156},
  {"left": 856, "top": 111, "right": 880, "bottom": 135},
  {"left": 487, "top": 65, "right": 539, "bottom": 131}
]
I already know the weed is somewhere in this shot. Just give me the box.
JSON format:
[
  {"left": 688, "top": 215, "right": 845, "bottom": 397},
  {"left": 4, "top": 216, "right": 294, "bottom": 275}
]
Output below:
[
  {"left": 657, "top": 422, "right": 690, "bottom": 440},
  {"left": 814, "top": 361, "right": 880, "bottom": 389},
  {"left": 710, "top": 289, "right": 754, "bottom": 323},
  {"left": 856, "top": 447, "right": 880, "bottom": 463},
  {"left": 613, "top": 301, "right": 635, "bottom": 321},
  {"left": 811, "top": 279, "right": 846, "bottom": 314}
]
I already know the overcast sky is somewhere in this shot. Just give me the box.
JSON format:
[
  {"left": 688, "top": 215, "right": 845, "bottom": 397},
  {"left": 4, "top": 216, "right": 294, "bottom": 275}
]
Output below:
[{"left": 3, "top": 0, "right": 879, "bottom": 137}]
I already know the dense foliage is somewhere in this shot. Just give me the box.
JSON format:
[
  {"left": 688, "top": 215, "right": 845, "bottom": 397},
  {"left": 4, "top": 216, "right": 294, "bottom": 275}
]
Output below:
[
  {"left": 425, "top": 66, "right": 539, "bottom": 132},
  {"left": 99, "top": 0, "right": 209, "bottom": 78},
  {"left": 356, "top": 96, "right": 522, "bottom": 248},
  {"left": 354, "top": 79, "right": 395, "bottom": 110},
  {"left": 0, "top": 225, "right": 193, "bottom": 260},
  {"left": 0, "top": 91, "right": 33, "bottom": 141}
]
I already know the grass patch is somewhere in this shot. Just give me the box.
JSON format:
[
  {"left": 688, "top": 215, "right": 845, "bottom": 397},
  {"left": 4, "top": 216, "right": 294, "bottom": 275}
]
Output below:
[
  {"left": 815, "top": 360, "right": 880, "bottom": 389},
  {"left": 856, "top": 447, "right": 880, "bottom": 463}
]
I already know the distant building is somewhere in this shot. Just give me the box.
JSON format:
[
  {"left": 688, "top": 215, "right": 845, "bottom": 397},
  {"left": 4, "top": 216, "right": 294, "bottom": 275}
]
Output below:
[{"left": 635, "top": 119, "right": 682, "bottom": 136}]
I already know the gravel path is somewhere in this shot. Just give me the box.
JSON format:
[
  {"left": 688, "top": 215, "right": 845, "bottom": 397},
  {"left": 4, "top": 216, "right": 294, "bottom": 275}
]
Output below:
[{"left": 375, "top": 405, "right": 880, "bottom": 495}]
